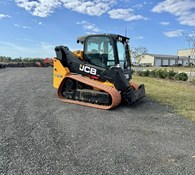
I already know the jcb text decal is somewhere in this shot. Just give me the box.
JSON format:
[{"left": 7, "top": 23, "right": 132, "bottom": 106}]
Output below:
[{"left": 79, "top": 64, "right": 97, "bottom": 75}]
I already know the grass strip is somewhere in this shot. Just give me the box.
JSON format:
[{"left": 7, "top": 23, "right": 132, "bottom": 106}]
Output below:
[{"left": 133, "top": 75, "right": 195, "bottom": 122}]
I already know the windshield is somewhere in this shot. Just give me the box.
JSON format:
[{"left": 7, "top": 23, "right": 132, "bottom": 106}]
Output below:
[{"left": 84, "top": 36, "right": 115, "bottom": 68}]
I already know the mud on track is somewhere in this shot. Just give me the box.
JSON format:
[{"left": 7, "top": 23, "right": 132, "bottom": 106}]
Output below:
[{"left": 0, "top": 68, "right": 195, "bottom": 175}]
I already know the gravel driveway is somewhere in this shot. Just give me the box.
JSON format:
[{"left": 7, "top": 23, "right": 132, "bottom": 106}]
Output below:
[{"left": 0, "top": 68, "right": 195, "bottom": 175}]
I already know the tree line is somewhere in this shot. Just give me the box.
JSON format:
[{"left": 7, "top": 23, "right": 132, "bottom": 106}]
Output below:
[{"left": 0, "top": 56, "right": 43, "bottom": 63}]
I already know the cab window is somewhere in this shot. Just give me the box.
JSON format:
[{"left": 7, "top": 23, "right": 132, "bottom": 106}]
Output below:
[
  {"left": 85, "top": 36, "right": 115, "bottom": 68},
  {"left": 117, "top": 41, "right": 126, "bottom": 69}
]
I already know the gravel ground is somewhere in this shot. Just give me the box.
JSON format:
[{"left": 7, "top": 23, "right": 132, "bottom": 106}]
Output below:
[{"left": 0, "top": 68, "right": 195, "bottom": 175}]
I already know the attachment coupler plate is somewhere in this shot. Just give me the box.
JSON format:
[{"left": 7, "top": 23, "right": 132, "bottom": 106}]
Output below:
[{"left": 122, "top": 84, "right": 145, "bottom": 104}]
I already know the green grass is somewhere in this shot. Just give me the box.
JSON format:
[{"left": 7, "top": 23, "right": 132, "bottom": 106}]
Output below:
[{"left": 133, "top": 75, "right": 195, "bottom": 122}]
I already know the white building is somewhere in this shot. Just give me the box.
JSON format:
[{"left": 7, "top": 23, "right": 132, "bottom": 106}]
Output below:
[
  {"left": 136, "top": 54, "right": 189, "bottom": 67},
  {"left": 177, "top": 48, "right": 195, "bottom": 64}
]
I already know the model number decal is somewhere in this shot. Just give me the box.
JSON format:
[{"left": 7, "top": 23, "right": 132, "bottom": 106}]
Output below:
[
  {"left": 79, "top": 64, "right": 97, "bottom": 75},
  {"left": 54, "top": 74, "right": 63, "bottom": 78}
]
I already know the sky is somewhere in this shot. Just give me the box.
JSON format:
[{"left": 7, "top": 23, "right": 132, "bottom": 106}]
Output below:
[{"left": 0, "top": 0, "right": 195, "bottom": 58}]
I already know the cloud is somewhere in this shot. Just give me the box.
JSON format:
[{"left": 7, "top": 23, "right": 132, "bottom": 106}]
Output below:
[
  {"left": 15, "top": 0, "right": 116, "bottom": 17},
  {"left": 14, "top": 24, "right": 31, "bottom": 29},
  {"left": 133, "top": 4, "right": 143, "bottom": 9},
  {"left": 31, "top": 19, "right": 43, "bottom": 25},
  {"left": 0, "top": 14, "right": 11, "bottom": 19},
  {"left": 15, "top": 0, "right": 61, "bottom": 17},
  {"left": 160, "top": 21, "right": 170, "bottom": 25},
  {"left": 77, "top": 21, "right": 100, "bottom": 34},
  {"left": 62, "top": 0, "right": 115, "bottom": 16},
  {"left": 135, "top": 36, "right": 144, "bottom": 40},
  {"left": 163, "top": 29, "right": 184, "bottom": 37},
  {"left": 0, "top": 0, "right": 12, "bottom": 6},
  {"left": 152, "top": 0, "right": 195, "bottom": 26},
  {"left": 15, "top": 0, "right": 148, "bottom": 22},
  {"left": 108, "top": 8, "right": 147, "bottom": 21}
]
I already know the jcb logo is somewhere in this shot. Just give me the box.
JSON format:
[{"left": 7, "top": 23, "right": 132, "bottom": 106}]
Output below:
[{"left": 79, "top": 64, "right": 97, "bottom": 75}]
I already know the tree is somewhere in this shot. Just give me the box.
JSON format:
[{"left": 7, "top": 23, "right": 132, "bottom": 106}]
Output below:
[
  {"left": 183, "top": 32, "right": 195, "bottom": 81},
  {"left": 132, "top": 46, "right": 148, "bottom": 63},
  {"left": 0, "top": 56, "right": 12, "bottom": 62},
  {"left": 183, "top": 32, "right": 195, "bottom": 60}
]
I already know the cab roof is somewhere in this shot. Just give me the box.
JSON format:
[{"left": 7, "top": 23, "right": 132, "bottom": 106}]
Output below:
[{"left": 77, "top": 34, "right": 129, "bottom": 44}]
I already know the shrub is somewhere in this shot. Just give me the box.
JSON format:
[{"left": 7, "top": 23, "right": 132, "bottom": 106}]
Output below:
[
  {"left": 136, "top": 69, "right": 188, "bottom": 81},
  {"left": 160, "top": 69, "right": 168, "bottom": 79},
  {"left": 154, "top": 69, "right": 160, "bottom": 77},
  {"left": 178, "top": 72, "right": 188, "bottom": 81},
  {"left": 137, "top": 71, "right": 144, "bottom": 76},
  {"left": 168, "top": 70, "right": 177, "bottom": 79},
  {"left": 154, "top": 69, "right": 168, "bottom": 79},
  {"left": 174, "top": 73, "right": 180, "bottom": 80},
  {"left": 149, "top": 69, "right": 157, "bottom": 77},
  {"left": 131, "top": 69, "right": 135, "bottom": 75},
  {"left": 143, "top": 70, "right": 150, "bottom": 76},
  {"left": 174, "top": 72, "right": 188, "bottom": 81}
]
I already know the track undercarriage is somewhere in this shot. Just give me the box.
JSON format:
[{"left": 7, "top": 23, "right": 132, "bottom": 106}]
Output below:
[
  {"left": 57, "top": 74, "right": 121, "bottom": 109},
  {"left": 61, "top": 78, "right": 112, "bottom": 105}
]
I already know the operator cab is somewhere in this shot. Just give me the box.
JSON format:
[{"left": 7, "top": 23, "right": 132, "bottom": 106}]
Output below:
[{"left": 77, "top": 34, "right": 131, "bottom": 71}]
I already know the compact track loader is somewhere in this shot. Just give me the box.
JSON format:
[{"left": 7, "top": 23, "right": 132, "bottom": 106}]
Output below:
[{"left": 53, "top": 34, "right": 145, "bottom": 109}]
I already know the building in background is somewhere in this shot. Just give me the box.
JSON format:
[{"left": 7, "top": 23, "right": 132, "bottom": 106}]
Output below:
[
  {"left": 135, "top": 48, "right": 195, "bottom": 67},
  {"left": 136, "top": 54, "right": 189, "bottom": 67},
  {"left": 177, "top": 48, "right": 195, "bottom": 64}
]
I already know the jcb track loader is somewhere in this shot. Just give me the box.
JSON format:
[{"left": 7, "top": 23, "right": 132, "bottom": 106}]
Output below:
[{"left": 53, "top": 34, "right": 145, "bottom": 109}]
